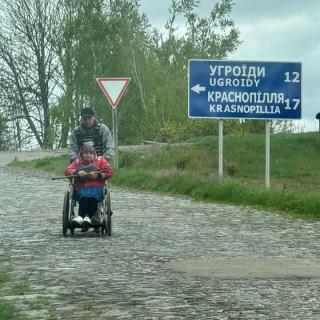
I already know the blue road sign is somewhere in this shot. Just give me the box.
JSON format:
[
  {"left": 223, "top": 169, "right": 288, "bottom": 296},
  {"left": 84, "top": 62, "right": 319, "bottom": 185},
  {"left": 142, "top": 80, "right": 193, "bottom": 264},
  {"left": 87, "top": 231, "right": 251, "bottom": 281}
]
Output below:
[{"left": 188, "top": 60, "right": 302, "bottom": 119}]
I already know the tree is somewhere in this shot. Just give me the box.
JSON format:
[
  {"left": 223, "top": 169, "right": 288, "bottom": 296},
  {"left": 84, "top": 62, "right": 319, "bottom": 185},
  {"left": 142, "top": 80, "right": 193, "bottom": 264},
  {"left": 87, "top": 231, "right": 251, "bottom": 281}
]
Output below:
[
  {"left": 54, "top": 0, "right": 151, "bottom": 145},
  {"left": 0, "top": 114, "right": 10, "bottom": 150},
  {"left": 0, "top": 0, "right": 242, "bottom": 149},
  {"left": 138, "top": 0, "right": 241, "bottom": 142},
  {"left": 0, "top": 0, "right": 61, "bottom": 148}
]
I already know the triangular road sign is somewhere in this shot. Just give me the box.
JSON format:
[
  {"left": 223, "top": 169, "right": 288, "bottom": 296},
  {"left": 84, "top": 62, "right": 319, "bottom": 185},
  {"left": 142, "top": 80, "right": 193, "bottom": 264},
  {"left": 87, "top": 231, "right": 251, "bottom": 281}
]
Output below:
[{"left": 96, "top": 77, "right": 131, "bottom": 108}]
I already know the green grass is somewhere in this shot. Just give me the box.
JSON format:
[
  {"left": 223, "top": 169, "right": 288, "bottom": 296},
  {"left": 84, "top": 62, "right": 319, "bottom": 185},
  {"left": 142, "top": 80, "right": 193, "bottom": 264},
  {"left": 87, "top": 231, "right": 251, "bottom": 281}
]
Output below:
[
  {"left": 8, "top": 132, "right": 320, "bottom": 219},
  {"left": 9, "top": 155, "right": 69, "bottom": 176},
  {"left": 0, "top": 269, "right": 25, "bottom": 320},
  {"left": 0, "top": 302, "right": 21, "bottom": 320},
  {"left": 0, "top": 271, "right": 10, "bottom": 284},
  {"left": 112, "top": 168, "right": 320, "bottom": 219}
]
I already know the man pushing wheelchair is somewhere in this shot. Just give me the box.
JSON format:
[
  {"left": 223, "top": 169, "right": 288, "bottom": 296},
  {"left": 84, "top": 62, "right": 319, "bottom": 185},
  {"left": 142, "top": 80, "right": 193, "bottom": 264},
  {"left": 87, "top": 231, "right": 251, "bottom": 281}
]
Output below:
[{"left": 65, "top": 107, "right": 114, "bottom": 233}]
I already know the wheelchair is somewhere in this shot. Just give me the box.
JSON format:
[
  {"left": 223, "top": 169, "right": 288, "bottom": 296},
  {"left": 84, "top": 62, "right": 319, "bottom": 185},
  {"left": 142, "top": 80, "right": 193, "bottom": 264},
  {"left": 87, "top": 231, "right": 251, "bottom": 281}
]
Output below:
[{"left": 62, "top": 178, "right": 112, "bottom": 236}]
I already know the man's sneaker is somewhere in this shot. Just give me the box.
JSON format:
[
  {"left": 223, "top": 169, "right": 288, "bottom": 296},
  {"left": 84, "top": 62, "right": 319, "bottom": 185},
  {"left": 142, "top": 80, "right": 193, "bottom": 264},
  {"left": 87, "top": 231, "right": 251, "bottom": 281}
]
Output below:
[
  {"left": 72, "top": 216, "right": 83, "bottom": 225},
  {"left": 83, "top": 216, "right": 92, "bottom": 226}
]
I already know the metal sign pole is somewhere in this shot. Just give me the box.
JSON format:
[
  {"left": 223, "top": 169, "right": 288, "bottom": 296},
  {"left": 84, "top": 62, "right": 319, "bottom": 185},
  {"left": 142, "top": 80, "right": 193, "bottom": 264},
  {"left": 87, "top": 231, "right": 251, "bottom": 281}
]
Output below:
[
  {"left": 112, "top": 108, "right": 118, "bottom": 169},
  {"left": 265, "top": 120, "right": 271, "bottom": 188},
  {"left": 219, "top": 119, "right": 223, "bottom": 179}
]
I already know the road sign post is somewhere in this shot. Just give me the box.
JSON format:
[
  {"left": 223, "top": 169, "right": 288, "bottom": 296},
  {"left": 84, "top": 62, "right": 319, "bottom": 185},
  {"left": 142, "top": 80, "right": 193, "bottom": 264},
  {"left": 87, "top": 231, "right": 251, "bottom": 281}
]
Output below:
[
  {"left": 218, "top": 120, "right": 223, "bottom": 179},
  {"left": 96, "top": 77, "right": 131, "bottom": 169},
  {"left": 188, "top": 60, "right": 302, "bottom": 187}
]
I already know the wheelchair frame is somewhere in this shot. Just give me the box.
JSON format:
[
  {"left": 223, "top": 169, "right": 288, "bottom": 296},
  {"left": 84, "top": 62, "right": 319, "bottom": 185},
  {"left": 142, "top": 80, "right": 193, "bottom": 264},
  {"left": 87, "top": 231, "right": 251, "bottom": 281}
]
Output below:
[{"left": 62, "top": 178, "right": 112, "bottom": 236}]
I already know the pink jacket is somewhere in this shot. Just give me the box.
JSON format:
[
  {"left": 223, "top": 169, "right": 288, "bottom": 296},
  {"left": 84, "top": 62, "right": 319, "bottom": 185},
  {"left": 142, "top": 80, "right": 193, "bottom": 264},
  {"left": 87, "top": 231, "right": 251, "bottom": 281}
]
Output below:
[{"left": 65, "top": 146, "right": 113, "bottom": 190}]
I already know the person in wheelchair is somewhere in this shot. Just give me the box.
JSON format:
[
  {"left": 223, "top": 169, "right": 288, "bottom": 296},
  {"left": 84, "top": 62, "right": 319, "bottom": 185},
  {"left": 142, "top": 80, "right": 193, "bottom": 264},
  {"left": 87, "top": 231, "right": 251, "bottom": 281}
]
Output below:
[{"left": 65, "top": 145, "right": 113, "bottom": 229}]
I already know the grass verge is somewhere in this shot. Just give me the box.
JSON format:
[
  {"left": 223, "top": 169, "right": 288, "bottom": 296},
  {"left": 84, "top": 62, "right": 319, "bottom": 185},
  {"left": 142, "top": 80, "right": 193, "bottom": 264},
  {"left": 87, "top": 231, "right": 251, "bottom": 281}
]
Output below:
[{"left": 0, "top": 268, "right": 26, "bottom": 320}]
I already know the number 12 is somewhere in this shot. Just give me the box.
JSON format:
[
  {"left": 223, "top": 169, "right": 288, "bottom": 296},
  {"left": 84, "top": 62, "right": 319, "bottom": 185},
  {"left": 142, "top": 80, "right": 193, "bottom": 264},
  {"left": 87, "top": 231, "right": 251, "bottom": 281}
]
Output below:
[{"left": 284, "top": 72, "right": 300, "bottom": 83}]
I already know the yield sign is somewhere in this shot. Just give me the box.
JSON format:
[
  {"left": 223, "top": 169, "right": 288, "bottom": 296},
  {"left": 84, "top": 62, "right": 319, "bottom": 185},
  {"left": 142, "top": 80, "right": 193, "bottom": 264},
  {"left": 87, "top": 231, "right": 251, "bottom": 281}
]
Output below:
[{"left": 96, "top": 77, "right": 131, "bottom": 108}]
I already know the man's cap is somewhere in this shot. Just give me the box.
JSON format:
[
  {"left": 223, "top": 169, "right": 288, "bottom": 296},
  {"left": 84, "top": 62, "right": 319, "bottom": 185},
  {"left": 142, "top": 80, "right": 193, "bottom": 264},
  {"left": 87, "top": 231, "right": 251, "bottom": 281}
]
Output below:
[{"left": 81, "top": 107, "right": 94, "bottom": 118}]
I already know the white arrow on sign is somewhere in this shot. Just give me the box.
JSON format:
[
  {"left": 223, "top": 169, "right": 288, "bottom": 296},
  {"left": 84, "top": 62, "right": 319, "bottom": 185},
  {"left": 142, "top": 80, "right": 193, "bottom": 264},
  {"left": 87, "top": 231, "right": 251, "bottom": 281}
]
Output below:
[
  {"left": 96, "top": 77, "right": 131, "bottom": 108},
  {"left": 191, "top": 84, "right": 206, "bottom": 94}
]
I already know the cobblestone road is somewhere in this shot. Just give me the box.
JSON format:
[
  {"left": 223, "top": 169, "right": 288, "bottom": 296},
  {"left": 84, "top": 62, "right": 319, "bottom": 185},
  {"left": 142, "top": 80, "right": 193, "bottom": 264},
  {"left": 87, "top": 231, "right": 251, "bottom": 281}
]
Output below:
[{"left": 1, "top": 167, "right": 320, "bottom": 319}]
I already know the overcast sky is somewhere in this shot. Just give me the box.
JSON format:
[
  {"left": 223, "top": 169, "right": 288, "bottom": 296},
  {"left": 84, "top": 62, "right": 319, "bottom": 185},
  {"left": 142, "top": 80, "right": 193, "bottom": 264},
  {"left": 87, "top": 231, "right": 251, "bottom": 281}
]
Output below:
[{"left": 140, "top": 0, "right": 320, "bottom": 132}]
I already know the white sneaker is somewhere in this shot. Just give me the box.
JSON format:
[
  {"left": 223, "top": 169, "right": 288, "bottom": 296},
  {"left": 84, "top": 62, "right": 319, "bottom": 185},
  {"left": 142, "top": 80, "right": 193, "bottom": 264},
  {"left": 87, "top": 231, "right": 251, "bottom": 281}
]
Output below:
[
  {"left": 83, "top": 216, "right": 92, "bottom": 226},
  {"left": 72, "top": 216, "right": 84, "bottom": 225}
]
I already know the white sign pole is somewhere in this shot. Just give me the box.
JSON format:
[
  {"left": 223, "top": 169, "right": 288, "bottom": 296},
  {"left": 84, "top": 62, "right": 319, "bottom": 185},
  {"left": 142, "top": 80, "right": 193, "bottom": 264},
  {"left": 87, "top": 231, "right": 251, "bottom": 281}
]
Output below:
[
  {"left": 112, "top": 108, "right": 118, "bottom": 169},
  {"left": 219, "top": 119, "right": 223, "bottom": 179},
  {"left": 265, "top": 120, "right": 271, "bottom": 188}
]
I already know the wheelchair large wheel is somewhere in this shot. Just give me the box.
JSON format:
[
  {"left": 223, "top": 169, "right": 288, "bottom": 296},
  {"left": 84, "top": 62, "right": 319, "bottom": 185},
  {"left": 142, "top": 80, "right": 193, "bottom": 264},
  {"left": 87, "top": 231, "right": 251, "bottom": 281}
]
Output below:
[
  {"left": 104, "top": 189, "right": 112, "bottom": 236},
  {"left": 62, "top": 190, "right": 70, "bottom": 236}
]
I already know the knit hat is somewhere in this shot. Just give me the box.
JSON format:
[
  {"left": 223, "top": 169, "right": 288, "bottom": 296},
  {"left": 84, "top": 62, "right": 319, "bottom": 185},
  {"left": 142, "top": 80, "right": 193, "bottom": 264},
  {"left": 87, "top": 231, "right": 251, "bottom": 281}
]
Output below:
[{"left": 79, "top": 145, "right": 96, "bottom": 159}]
